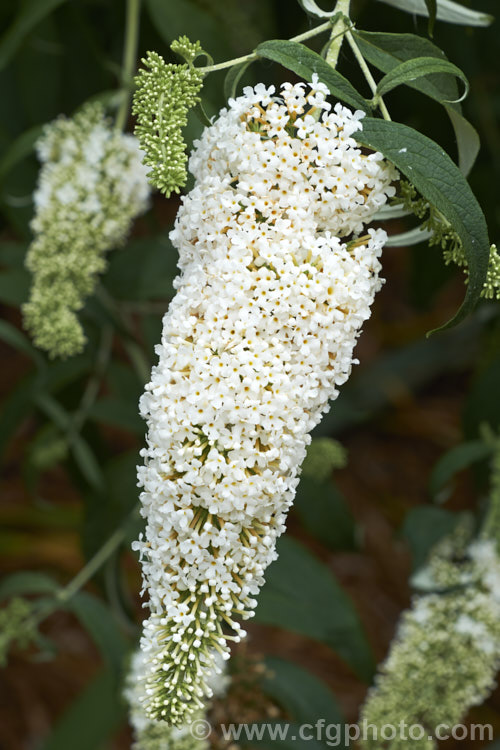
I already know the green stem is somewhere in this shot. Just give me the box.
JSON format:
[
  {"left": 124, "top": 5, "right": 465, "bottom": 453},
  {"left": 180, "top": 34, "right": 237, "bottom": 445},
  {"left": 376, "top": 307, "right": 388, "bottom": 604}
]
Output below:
[
  {"left": 115, "top": 0, "right": 142, "bottom": 131},
  {"left": 345, "top": 29, "right": 391, "bottom": 121},
  {"left": 70, "top": 325, "right": 113, "bottom": 436},
  {"left": 96, "top": 286, "right": 151, "bottom": 384},
  {"left": 326, "top": 0, "right": 351, "bottom": 68},
  {"left": 58, "top": 526, "right": 127, "bottom": 603},
  {"left": 200, "top": 21, "right": 332, "bottom": 75}
]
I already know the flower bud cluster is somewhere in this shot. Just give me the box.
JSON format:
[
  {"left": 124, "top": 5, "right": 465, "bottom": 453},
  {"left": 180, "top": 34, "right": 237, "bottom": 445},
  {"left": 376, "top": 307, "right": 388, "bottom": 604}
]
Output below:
[
  {"left": 134, "top": 77, "right": 397, "bottom": 724},
  {"left": 23, "top": 103, "right": 150, "bottom": 358},
  {"left": 360, "top": 532, "right": 500, "bottom": 750},
  {"left": 125, "top": 646, "right": 228, "bottom": 750}
]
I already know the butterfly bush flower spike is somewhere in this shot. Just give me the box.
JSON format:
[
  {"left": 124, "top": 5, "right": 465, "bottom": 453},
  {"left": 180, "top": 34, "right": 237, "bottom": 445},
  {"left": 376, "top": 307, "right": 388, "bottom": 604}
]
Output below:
[
  {"left": 23, "top": 103, "right": 150, "bottom": 358},
  {"left": 134, "top": 77, "right": 398, "bottom": 724},
  {"left": 360, "top": 522, "right": 500, "bottom": 750},
  {"left": 132, "top": 44, "right": 204, "bottom": 197}
]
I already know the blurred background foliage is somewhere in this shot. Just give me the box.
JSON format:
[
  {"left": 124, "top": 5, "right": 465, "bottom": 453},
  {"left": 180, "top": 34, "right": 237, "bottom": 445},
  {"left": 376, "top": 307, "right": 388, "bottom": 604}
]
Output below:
[{"left": 0, "top": 0, "right": 499, "bottom": 748}]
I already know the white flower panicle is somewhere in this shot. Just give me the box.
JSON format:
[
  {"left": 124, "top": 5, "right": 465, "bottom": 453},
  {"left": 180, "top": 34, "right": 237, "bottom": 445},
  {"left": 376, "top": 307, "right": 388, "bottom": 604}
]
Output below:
[
  {"left": 360, "top": 534, "right": 500, "bottom": 750},
  {"left": 23, "top": 103, "right": 151, "bottom": 358},
  {"left": 134, "top": 77, "right": 397, "bottom": 724}
]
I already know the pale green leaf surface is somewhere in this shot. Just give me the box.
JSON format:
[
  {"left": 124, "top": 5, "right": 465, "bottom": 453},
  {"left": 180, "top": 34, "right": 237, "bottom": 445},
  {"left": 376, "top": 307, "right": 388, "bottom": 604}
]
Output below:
[{"left": 376, "top": 56, "right": 468, "bottom": 102}]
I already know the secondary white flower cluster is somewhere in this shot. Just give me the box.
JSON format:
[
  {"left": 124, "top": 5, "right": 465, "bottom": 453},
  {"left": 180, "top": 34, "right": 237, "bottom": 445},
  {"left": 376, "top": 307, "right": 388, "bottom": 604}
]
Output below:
[
  {"left": 360, "top": 533, "right": 500, "bottom": 750},
  {"left": 23, "top": 103, "right": 150, "bottom": 358},
  {"left": 125, "top": 646, "right": 228, "bottom": 750},
  {"left": 134, "top": 77, "right": 397, "bottom": 724}
]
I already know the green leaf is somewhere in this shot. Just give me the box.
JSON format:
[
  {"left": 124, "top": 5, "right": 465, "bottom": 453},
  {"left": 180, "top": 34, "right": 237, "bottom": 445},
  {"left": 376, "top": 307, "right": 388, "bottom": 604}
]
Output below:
[
  {"left": 262, "top": 657, "right": 344, "bottom": 724},
  {"left": 445, "top": 106, "right": 480, "bottom": 177},
  {"left": 400, "top": 506, "right": 461, "bottom": 570},
  {"left": 375, "top": 56, "right": 468, "bottom": 102},
  {"left": 429, "top": 440, "right": 493, "bottom": 500},
  {"left": 0, "top": 319, "right": 44, "bottom": 366},
  {"left": 87, "top": 397, "right": 144, "bottom": 435},
  {"left": 353, "top": 31, "right": 480, "bottom": 175},
  {"left": 294, "top": 477, "right": 355, "bottom": 550},
  {"left": 0, "top": 267, "right": 30, "bottom": 306},
  {"left": 0, "top": 571, "right": 59, "bottom": 600},
  {"left": 34, "top": 393, "right": 104, "bottom": 490},
  {"left": 82, "top": 451, "right": 140, "bottom": 558},
  {"left": 68, "top": 591, "right": 128, "bottom": 678},
  {"left": 146, "top": 0, "right": 229, "bottom": 53},
  {"left": 0, "top": 0, "right": 68, "bottom": 72},
  {"left": 464, "top": 355, "right": 500, "bottom": 439},
  {"left": 255, "top": 536, "right": 374, "bottom": 681},
  {"left": 23, "top": 423, "right": 68, "bottom": 493},
  {"left": 40, "top": 669, "right": 125, "bottom": 750},
  {"left": 374, "top": 0, "right": 493, "bottom": 26},
  {"left": 256, "top": 40, "right": 368, "bottom": 112},
  {"left": 224, "top": 61, "right": 253, "bottom": 101},
  {"left": 0, "top": 124, "right": 42, "bottom": 183},
  {"left": 353, "top": 118, "right": 490, "bottom": 332},
  {"left": 0, "top": 240, "right": 28, "bottom": 267},
  {"left": 104, "top": 235, "right": 177, "bottom": 301}
]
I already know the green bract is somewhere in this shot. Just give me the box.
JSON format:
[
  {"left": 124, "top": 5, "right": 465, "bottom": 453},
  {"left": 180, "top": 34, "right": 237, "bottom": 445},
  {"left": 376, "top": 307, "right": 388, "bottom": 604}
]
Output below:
[{"left": 132, "top": 46, "right": 204, "bottom": 197}]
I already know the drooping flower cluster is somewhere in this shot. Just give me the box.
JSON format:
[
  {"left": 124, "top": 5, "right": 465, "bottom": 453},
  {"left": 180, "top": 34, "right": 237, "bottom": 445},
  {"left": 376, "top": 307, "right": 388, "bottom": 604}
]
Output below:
[
  {"left": 359, "top": 525, "right": 500, "bottom": 750},
  {"left": 134, "top": 77, "right": 397, "bottom": 724},
  {"left": 125, "top": 646, "right": 228, "bottom": 750},
  {"left": 23, "top": 103, "right": 150, "bottom": 358}
]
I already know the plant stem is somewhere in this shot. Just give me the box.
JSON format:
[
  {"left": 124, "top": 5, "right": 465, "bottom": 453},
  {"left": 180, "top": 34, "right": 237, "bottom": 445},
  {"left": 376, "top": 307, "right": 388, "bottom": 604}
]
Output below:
[
  {"left": 58, "top": 526, "right": 127, "bottom": 603},
  {"left": 96, "top": 285, "right": 151, "bottom": 384},
  {"left": 70, "top": 325, "right": 113, "bottom": 436},
  {"left": 115, "top": 0, "right": 142, "bottom": 131},
  {"left": 326, "top": 0, "right": 350, "bottom": 68},
  {"left": 200, "top": 21, "right": 332, "bottom": 75},
  {"left": 345, "top": 30, "right": 391, "bottom": 121}
]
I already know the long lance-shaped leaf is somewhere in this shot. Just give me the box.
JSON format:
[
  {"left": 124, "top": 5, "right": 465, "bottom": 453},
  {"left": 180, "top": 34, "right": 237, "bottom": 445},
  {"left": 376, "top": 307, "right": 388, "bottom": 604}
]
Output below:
[
  {"left": 353, "top": 31, "right": 480, "bottom": 175},
  {"left": 256, "top": 39, "right": 369, "bottom": 112},
  {"left": 0, "top": 0, "right": 69, "bottom": 72},
  {"left": 374, "top": 0, "right": 493, "bottom": 26},
  {"left": 376, "top": 56, "right": 469, "bottom": 102},
  {"left": 353, "top": 118, "right": 489, "bottom": 333}
]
